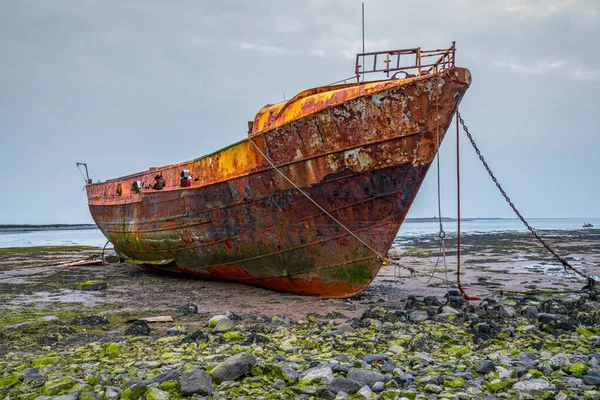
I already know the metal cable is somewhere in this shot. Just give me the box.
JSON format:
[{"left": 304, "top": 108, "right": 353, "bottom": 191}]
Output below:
[
  {"left": 248, "top": 137, "right": 399, "bottom": 267},
  {"left": 455, "top": 110, "right": 481, "bottom": 300},
  {"left": 457, "top": 111, "right": 599, "bottom": 288},
  {"left": 428, "top": 79, "right": 450, "bottom": 293}
]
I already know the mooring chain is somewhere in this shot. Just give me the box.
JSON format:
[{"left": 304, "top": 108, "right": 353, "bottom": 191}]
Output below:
[{"left": 457, "top": 111, "right": 599, "bottom": 288}]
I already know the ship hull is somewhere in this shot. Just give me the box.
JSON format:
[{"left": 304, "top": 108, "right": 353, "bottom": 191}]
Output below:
[{"left": 86, "top": 67, "right": 471, "bottom": 297}]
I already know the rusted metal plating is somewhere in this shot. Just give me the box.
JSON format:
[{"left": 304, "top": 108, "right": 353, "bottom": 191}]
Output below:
[{"left": 86, "top": 61, "right": 471, "bottom": 297}]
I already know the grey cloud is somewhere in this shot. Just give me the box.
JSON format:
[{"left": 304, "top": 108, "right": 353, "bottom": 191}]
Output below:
[{"left": 0, "top": 0, "right": 598, "bottom": 223}]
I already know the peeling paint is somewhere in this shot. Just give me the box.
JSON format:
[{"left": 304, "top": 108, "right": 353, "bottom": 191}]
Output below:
[{"left": 85, "top": 67, "right": 471, "bottom": 297}]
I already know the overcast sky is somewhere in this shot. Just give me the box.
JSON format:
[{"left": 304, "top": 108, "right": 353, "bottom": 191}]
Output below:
[{"left": 1, "top": 0, "right": 598, "bottom": 224}]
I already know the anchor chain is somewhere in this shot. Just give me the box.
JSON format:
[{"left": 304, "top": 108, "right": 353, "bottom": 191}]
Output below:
[{"left": 457, "top": 111, "right": 599, "bottom": 288}]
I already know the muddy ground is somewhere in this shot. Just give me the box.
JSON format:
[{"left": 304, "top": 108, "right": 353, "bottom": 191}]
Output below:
[{"left": 0, "top": 229, "right": 598, "bottom": 355}]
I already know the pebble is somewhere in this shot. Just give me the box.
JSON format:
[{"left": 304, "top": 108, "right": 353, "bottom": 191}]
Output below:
[
  {"left": 380, "top": 359, "right": 396, "bottom": 374},
  {"left": 408, "top": 310, "right": 429, "bottom": 322},
  {"left": 357, "top": 385, "right": 373, "bottom": 397},
  {"left": 363, "top": 354, "right": 388, "bottom": 364},
  {"left": 372, "top": 381, "right": 385, "bottom": 392},
  {"left": 316, "top": 385, "right": 335, "bottom": 399},
  {"left": 274, "top": 379, "right": 286, "bottom": 390},
  {"left": 145, "top": 388, "right": 169, "bottom": 400},
  {"left": 425, "top": 383, "right": 442, "bottom": 393},
  {"left": 549, "top": 353, "right": 570, "bottom": 369},
  {"left": 53, "top": 394, "right": 80, "bottom": 400},
  {"left": 475, "top": 360, "right": 496, "bottom": 374},
  {"left": 224, "top": 310, "right": 242, "bottom": 321},
  {"left": 105, "top": 387, "right": 121, "bottom": 399},
  {"left": 583, "top": 374, "right": 600, "bottom": 386},
  {"left": 498, "top": 305, "right": 516, "bottom": 318},
  {"left": 175, "top": 303, "right": 198, "bottom": 316}
]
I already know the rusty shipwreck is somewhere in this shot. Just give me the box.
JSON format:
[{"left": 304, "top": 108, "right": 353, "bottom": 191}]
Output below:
[{"left": 85, "top": 44, "right": 471, "bottom": 297}]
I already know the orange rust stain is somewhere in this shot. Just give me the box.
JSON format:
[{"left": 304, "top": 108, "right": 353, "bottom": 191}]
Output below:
[
  {"left": 251, "top": 75, "right": 434, "bottom": 136},
  {"left": 204, "top": 264, "right": 252, "bottom": 280},
  {"left": 239, "top": 275, "right": 368, "bottom": 298}
]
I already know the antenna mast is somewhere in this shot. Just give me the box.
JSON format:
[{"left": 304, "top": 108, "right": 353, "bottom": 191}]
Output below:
[{"left": 361, "top": 2, "right": 365, "bottom": 82}]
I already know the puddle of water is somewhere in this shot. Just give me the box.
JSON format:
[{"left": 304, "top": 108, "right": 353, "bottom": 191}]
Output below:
[
  {"left": 12, "top": 289, "right": 114, "bottom": 305},
  {"left": 0, "top": 267, "right": 54, "bottom": 278}
]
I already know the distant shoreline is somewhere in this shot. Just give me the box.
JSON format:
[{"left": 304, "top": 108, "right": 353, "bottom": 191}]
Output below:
[
  {"left": 0, "top": 224, "right": 97, "bottom": 232},
  {"left": 1, "top": 217, "right": 596, "bottom": 232}
]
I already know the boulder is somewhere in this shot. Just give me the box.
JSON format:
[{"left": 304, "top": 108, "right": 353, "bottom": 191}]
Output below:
[
  {"left": 347, "top": 368, "right": 390, "bottom": 387},
  {"left": 213, "top": 318, "right": 234, "bottom": 333},
  {"left": 211, "top": 352, "right": 257, "bottom": 383},
  {"left": 328, "top": 377, "right": 361, "bottom": 394},
  {"left": 125, "top": 320, "right": 151, "bottom": 336},
  {"left": 180, "top": 368, "right": 212, "bottom": 396},
  {"left": 301, "top": 366, "right": 334, "bottom": 384},
  {"left": 144, "top": 369, "right": 181, "bottom": 385},
  {"left": 513, "top": 378, "right": 555, "bottom": 392}
]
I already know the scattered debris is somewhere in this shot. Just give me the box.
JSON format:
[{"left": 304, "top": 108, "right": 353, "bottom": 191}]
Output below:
[{"left": 139, "top": 316, "right": 173, "bottom": 323}]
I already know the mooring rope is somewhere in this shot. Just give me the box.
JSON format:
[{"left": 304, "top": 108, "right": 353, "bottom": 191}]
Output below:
[
  {"left": 455, "top": 110, "right": 481, "bottom": 300},
  {"left": 248, "top": 137, "right": 410, "bottom": 271},
  {"left": 101, "top": 240, "right": 111, "bottom": 266},
  {"left": 427, "top": 78, "right": 451, "bottom": 294}
]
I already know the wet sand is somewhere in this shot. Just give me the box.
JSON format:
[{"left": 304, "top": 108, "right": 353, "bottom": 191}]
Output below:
[{"left": 1, "top": 229, "right": 598, "bottom": 336}]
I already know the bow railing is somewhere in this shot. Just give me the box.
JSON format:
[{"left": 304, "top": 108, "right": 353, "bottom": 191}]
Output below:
[{"left": 355, "top": 42, "right": 456, "bottom": 82}]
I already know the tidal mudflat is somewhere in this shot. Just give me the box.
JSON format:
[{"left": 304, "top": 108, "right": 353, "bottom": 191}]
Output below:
[{"left": 1, "top": 230, "right": 599, "bottom": 399}]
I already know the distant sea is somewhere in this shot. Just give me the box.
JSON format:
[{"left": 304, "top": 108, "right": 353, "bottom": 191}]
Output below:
[
  {"left": 0, "top": 218, "right": 598, "bottom": 248},
  {"left": 393, "top": 218, "right": 600, "bottom": 245}
]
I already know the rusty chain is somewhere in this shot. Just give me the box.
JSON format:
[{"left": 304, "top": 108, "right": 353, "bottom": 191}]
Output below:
[{"left": 457, "top": 111, "right": 599, "bottom": 288}]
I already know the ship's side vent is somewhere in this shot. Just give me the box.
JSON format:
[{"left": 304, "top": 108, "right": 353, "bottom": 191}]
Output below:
[
  {"left": 132, "top": 181, "right": 142, "bottom": 193},
  {"left": 152, "top": 174, "right": 165, "bottom": 190}
]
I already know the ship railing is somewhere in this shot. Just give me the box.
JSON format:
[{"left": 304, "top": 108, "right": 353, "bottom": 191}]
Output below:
[{"left": 354, "top": 42, "right": 456, "bottom": 83}]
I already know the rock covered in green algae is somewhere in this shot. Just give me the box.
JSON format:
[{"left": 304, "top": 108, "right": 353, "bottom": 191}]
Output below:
[
  {"left": 208, "top": 315, "right": 229, "bottom": 328},
  {"left": 0, "top": 374, "right": 22, "bottom": 388},
  {"left": 2, "top": 294, "right": 600, "bottom": 400},
  {"left": 223, "top": 331, "right": 245, "bottom": 341},
  {"left": 213, "top": 318, "right": 234, "bottom": 333},
  {"left": 43, "top": 376, "right": 75, "bottom": 395},
  {"left": 73, "top": 280, "right": 107, "bottom": 290},
  {"left": 101, "top": 343, "right": 121, "bottom": 358}
]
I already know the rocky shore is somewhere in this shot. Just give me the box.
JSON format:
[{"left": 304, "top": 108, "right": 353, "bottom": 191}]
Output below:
[
  {"left": 1, "top": 229, "right": 599, "bottom": 399},
  {"left": 1, "top": 291, "right": 600, "bottom": 399}
]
